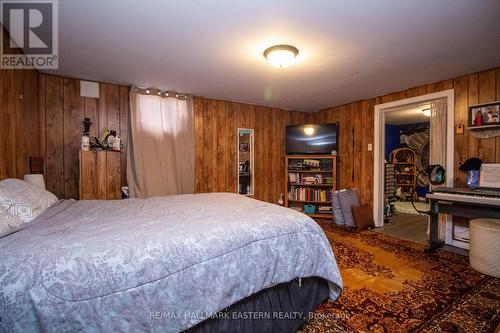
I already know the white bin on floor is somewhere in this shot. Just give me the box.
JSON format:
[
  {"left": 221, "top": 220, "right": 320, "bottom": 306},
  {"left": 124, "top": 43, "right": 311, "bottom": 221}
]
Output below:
[{"left": 469, "top": 219, "right": 500, "bottom": 278}]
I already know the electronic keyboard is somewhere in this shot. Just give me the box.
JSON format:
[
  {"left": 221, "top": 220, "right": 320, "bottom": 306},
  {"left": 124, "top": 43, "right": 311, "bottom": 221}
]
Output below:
[
  {"left": 424, "top": 187, "right": 500, "bottom": 252},
  {"left": 427, "top": 187, "right": 500, "bottom": 207}
]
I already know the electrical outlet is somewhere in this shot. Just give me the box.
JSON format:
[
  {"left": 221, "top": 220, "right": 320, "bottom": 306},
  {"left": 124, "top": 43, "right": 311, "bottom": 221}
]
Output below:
[
  {"left": 456, "top": 124, "right": 464, "bottom": 134},
  {"left": 368, "top": 143, "right": 373, "bottom": 151}
]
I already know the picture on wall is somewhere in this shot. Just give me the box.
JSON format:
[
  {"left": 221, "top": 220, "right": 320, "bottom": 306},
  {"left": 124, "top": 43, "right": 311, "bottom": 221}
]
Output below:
[{"left": 469, "top": 102, "right": 500, "bottom": 127}]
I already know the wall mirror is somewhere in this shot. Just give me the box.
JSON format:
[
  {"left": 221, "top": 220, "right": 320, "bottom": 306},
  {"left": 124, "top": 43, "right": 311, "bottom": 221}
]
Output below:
[{"left": 237, "top": 128, "right": 254, "bottom": 195}]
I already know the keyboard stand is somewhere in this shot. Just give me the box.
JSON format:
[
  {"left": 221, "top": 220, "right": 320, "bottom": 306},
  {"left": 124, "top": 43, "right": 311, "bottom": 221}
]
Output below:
[
  {"left": 427, "top": 192, "right": 500, "bottom": 253},
  {"left": 427, "top": 199, "right": 444, "bottom": 253}
]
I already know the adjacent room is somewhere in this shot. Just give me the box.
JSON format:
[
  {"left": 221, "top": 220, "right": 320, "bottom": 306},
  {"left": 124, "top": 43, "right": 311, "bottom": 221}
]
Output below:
[
  {"left": 1, "top": 1, "right": 499, "bottom": 332},
  {"left": 380, "top": 102, "right": 431, "bottom": 244}
]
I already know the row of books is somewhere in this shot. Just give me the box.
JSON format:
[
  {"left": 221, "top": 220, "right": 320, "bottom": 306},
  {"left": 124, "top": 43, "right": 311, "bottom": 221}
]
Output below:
[
  {"left": 288, "top": 173, "right": 333, "bottom": 184},
  {"left": 288, "top": 186, "right": 332, "bottom": 202}
]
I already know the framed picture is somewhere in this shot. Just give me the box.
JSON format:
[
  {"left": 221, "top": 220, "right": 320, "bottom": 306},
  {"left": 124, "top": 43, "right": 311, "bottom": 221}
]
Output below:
[{"left": 469, "top": 101, "right": 500, "bottom": 126}]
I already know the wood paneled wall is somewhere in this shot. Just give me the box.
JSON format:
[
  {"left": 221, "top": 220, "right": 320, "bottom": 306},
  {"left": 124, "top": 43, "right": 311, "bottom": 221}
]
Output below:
[
  {"left": 194, "top": 97, "right": 307, "bottom": 203},
  {"left": 0, "top": 27, "right": 41, "bottom": 181},
  {"left": 0, "top": 68, "right": 40, "bottom": 180},
  {"left": 309, "top": 67, "right": 500, "bottom": 207},
  {"left": 3, "top": 67, "right": 305, "bottom": 203},
  {"left": 307, "top": 100, "right": 375, "bottom": 204},
  {"left": 39, "top": 74, "right": 129, "bottom": 199}
]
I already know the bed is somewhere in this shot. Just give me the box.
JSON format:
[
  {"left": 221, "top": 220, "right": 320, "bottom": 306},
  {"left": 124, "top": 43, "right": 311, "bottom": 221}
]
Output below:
[{"left": 0, "top": 182, "right": 342, "bottom": 333}]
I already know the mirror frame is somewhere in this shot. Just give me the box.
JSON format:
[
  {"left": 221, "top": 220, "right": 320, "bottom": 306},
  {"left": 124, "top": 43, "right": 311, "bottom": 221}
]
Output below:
[{"left": 237, "top": 128, "right": 254, "bottom": 196}]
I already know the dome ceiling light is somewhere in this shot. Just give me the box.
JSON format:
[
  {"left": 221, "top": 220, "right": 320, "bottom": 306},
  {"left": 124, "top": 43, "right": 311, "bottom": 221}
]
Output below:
[{"left": 263, "top": 45, "right": 299, "bottom": 68}]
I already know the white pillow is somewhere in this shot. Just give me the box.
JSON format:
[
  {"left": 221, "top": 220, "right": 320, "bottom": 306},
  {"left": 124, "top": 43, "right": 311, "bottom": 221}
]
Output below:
[
  {"left": 0, "top": 178, "right": 58, "bottom": 223},
  {"left": 0, "top": 210, "right": 23, "bottom": 237}
]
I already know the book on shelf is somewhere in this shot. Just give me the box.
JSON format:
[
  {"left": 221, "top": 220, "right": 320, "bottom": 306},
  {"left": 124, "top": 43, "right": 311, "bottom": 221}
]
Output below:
[{"left": 288, "top": 186, "right": 332, "bottom": 202}]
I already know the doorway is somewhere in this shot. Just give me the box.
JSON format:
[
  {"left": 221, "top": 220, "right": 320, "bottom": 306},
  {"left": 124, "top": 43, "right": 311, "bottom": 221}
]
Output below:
[
  {"left": 379, "top": 102, "right": 431, "bottom": 243},
  {"left": 373, "top": 90, "right": 455, "bottom": 245}
]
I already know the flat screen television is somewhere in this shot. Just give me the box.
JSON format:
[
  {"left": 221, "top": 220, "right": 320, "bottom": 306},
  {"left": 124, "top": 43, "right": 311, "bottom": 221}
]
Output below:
[{"left": 286, "top": 123, "right": 338, "bottom": 154}]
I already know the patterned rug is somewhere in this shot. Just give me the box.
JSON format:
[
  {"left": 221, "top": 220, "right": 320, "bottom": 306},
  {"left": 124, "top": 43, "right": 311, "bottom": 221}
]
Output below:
[{"left": 300, "top": 221, "right": 500, "bottom": 333}]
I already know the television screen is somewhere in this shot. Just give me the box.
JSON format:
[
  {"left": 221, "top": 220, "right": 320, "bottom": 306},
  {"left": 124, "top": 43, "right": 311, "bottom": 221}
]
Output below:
[{"left": 286, "top": 124, "right": 338, "bottom": 154}]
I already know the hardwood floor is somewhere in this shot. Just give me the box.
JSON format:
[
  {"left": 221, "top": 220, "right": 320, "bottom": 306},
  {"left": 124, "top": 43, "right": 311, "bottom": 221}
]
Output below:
[
  {"left": 374, "top": 213, "right": 469, "bottom": 256},
  {"left": 378, "top": 213, "right": 428, "bottom": 244}
]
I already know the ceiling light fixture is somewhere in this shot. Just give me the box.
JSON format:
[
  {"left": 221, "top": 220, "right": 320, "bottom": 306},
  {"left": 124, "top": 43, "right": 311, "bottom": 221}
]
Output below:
[
  {"left": 422, "top": 108, "right": 431, "bottom": 117},
  {"left": 263, "top": 45, "right": 299, "bottom": 68}
]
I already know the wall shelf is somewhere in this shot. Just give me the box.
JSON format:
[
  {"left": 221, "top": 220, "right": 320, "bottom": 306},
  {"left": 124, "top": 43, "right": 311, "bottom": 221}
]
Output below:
[
  {"left": 466, "top": 124, "right": 500, "bottom": 130},
  {"left": 468, "top": 101, "right": 500, "bottom": 130}
]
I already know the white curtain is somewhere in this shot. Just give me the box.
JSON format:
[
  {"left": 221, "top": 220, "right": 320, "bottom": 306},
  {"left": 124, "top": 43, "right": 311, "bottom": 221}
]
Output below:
[
  {"left": 429, "top": 98, "right": 447, "bottom": 240},
  {"left": 127, "top": 88, "right": 194, "bottom": 198}
]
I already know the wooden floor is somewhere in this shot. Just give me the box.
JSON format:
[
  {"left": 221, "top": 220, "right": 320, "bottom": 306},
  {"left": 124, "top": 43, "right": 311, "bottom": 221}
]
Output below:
[
  {"left": 375, "top": 213, "right": 469, "bottom": 256},
  {"left": 377, "top": 213, "right": 429, "bottom": 244}
]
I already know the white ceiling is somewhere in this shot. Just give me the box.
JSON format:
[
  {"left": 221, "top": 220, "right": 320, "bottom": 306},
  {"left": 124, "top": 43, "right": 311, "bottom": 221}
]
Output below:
[
  {"left": 385, "top": 102, "right": 431, "bottom": 125},
  {"left": 38, "top": 0, "right": 500, "bottom": 111}
]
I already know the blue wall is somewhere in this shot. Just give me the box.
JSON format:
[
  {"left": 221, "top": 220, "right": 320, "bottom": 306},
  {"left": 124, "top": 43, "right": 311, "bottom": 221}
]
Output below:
[{"left": 385, "top": 125, "right": 400, "bottom": 160}]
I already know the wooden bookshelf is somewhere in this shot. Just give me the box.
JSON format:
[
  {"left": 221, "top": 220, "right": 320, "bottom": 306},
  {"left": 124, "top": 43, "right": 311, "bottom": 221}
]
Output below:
[
  {"left": 285, "top": 155, "right": 337, "bottom": 219},
  {"left": 391, "top": 148, "right": 416, "bottom": 198}
]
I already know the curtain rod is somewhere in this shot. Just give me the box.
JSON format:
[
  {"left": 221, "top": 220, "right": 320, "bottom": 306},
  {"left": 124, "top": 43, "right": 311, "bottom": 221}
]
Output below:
[{"left": 132, "top": 86, "right": 191, "bottom": 100}]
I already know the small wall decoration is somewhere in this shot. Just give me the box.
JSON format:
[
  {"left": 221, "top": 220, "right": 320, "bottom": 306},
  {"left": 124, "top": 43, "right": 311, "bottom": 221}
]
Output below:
[{"left": 469, "top": 101, "right": 500, "bottom": 127}]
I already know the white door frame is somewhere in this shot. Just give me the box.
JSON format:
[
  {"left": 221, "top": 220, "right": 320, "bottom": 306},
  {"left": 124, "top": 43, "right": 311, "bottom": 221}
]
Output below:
[{"left": 373, "top": 89, "right": 455, "bottom": 229}]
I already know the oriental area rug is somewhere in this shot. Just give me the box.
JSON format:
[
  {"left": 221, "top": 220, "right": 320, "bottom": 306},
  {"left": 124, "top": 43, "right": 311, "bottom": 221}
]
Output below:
[{"left": 300, "top": 221, "right": 500, "bottom": 333}]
